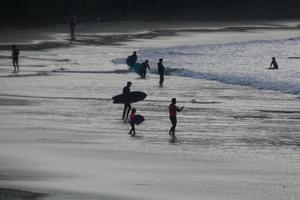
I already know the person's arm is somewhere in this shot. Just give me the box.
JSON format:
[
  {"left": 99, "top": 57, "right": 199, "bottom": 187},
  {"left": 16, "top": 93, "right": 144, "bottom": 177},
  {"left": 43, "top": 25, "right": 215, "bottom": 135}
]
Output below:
[{"left": 176, "top": 106, "right": 184, "bottom": 112}]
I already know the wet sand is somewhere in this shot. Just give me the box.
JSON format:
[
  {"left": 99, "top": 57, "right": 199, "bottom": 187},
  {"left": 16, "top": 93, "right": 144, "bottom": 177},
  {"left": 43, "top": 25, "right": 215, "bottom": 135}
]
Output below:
[
  {"left": 0, "top": 188, "right": 45, "bottom": 200},
  {"left": 0, "top": 21, "right": 300, "bottom": 200}
]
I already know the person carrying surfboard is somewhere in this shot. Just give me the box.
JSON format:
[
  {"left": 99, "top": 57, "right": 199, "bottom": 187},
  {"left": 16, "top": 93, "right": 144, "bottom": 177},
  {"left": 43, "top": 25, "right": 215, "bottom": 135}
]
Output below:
[
  {"left": 169, "top": 98, "right": 184, "bottom": 136},
  {"left": 128, "top": 108, "right": 136, "bottom": 136},
  {"left": 141, "top": 60, "right": 151, "bottom": 79},
  {"left": 122, "top": 81, "right": 132, "bottom": 120},
  {"left": 269, "top": 57, "right": 279, "bottom": 69},
  {"left": 126, "top": 51, "right": 137, "bottom": 69},
  {"left": 158, "top": 58, "right": 165, "bottom": 87}
]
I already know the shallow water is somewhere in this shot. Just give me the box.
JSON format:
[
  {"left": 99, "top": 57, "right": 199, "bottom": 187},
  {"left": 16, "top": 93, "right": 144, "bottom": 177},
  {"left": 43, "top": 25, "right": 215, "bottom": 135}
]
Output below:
[{"left": 0, "top": 21, "right": 299, "bottom": 200}]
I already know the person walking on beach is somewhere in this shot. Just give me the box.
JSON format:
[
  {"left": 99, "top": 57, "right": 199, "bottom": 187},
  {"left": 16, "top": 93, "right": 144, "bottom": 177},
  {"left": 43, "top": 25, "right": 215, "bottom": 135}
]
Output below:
[
  {"left": 128, "top": 108, "right": 136, "bottom": 136},
  {"left": 11, "top": 45, "right": 19, "bottom": 73},
  {"left": 157, "top": 58, "right": 165, "bottom": 87},
  {"left": 269, "top": 57, "right": 279, "bottom": 69},
  {"left": 122, "top": 81, "right": 132, "bottom": 120},
  {"left": 141, "top": 59, "right": 151, "bottom": 79},
  {"left": 69, "top": 15, "right": 77, "bottom": 40},
  {"left": 126, "top": 51, "right": 138, "bottom": 68},
  {"left": 169, "top": 98, "right": 184, "bottom": 136}
]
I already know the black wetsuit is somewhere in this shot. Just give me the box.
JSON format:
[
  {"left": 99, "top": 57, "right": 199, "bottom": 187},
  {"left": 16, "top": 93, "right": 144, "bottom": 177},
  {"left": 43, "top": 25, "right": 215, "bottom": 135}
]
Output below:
[
  {"left": 270, "top": 60, "right": 278, "bottom": 69},
  {"left": 126, "top": 54, "right": 137, "bottom": 68},
  {"left": 158, "top": 62, "right": 165, "bottom": 86},
  {"left": 141, "top": 62, "right": 150, "bottom": 78},
  {"left": 122, "top": 85, "right": 131, "bottom": 119},
  {"left": 12, "top": 48, "right": 19, "bottom": 72}
]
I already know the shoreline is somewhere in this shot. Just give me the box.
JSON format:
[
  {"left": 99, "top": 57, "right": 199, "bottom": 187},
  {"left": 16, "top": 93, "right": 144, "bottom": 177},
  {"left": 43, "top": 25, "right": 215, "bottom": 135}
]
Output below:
[
  {"left": 0, "top": 20, "right": 299, "bottom": 200},
  {"left": 1, "top": 20, "right": 300, "bottom": 47}
]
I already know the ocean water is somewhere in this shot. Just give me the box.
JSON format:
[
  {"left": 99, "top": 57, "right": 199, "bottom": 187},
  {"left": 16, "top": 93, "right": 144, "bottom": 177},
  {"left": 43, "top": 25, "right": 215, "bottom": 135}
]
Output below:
[{"left": 0, "top": 21, "right": 299, "bottom": 200}]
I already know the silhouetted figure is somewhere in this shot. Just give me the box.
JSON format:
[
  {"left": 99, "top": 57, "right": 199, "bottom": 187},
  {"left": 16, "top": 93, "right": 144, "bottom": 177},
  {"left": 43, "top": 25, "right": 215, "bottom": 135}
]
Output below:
[
  {"left": 11, "top": 45, "right": 19, "bottom": 73},
  {"left": 169, "top": 98, "right": 184, "bottom": 136},
  {"left": 157, "top": 58, "right": 165, "bottom": 87},
  {"left": 126, "top": 51, "right": 138, "bottom": 68},
  {"left": 69, "top": 15, "right": 77, "bottom": 40},
  {"left": 128, "top": 108, "right": 136, "bottom": 136},
  {"left": 141, "top": 59, "right": 151, "bottom": 79},
  {"left": 122, "top": 81, "right": 132, "bottom": 120},
  {"left": 269, "top": 57, "right": 279, "bottom": 69}
]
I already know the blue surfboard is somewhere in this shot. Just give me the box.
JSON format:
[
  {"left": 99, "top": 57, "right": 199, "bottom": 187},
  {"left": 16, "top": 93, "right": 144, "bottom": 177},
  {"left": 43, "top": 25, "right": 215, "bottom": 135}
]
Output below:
[
  {"left": 134, "top": 115, "right": 145, "bottom": 125},
  {"left": 133, "top": 63, "right": 142, "bottom": 76}
]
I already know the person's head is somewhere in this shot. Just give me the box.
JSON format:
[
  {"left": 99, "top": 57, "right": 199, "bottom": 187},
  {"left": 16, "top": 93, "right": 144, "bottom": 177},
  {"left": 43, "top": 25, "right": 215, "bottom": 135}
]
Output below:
[
  {"left": 132, "top": 108, "right": 136, "bottom": 113},
  {"left": 145, "top": 59, "right": 149, "bottom": 63},
  {"left": 171, "top": 98, "right": 176, "bottom": 104},
  {"left": 133, "top": 51, "right": 137, "bottom": 55},
  {"left": 159, "top": 58, "right": 163, "bottom": 63},
  {"left": 127, "top": 81, "right": 132, "bottom": 87},
  {"left": 12, "top": 45, "right": 16, "bottom": 49},
  {"left": 272, "top": 57, "right": 276, "bottom": 61}
]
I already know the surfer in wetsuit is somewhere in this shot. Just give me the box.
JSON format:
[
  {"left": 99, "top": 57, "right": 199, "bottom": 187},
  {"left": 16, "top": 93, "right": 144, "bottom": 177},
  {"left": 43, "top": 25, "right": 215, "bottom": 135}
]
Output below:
[
  {"left": 269, "top": 57, "right": 279, "bottom": 69},
  {"left": 169, "top": 98, "right": 184, "bottom": 136},
  {"left": 157, "top": 58, "right": 165, "bottom": 87},
  {"left": 122, "top": 81, "right": 132, "bottom": 120},
  {"left": 11, "top": 45, "right": 19, "bottom": 73},
  {"left": 128, "top": 108, "right": 136, "bottom": 136},
  {"left": 141, "top": 59, "right": 151, "bottom": 79},
  {"left": 126, "top": 51, "right": 137, "bottom": 68}
]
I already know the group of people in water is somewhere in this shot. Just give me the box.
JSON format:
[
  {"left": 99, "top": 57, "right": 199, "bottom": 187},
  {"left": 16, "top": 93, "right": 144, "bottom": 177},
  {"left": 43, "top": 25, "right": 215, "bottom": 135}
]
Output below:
[
  {"left": 124, "top": 51, "right": 184, "bottom": 136},
  {"left": 126, "top": 51, "right": 166, "bottom": 86},
  {"left": 123, "top": 51, "right": 280, "bottom": 137},
  {"left": 122, "top": 80, "right": 184, "bottom": 137}
]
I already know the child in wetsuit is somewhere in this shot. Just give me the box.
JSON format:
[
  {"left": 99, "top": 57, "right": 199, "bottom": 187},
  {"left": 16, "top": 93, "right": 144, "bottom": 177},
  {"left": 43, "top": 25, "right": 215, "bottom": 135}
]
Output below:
[{"left": 128, "top": 108, "right": 136, "bottom": 136}]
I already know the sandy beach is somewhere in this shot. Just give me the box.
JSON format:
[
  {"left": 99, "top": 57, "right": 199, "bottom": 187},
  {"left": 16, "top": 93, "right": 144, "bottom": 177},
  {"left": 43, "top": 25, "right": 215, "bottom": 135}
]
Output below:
[{"left": 0, "top": 21, "right": 300, "bottom": 200}]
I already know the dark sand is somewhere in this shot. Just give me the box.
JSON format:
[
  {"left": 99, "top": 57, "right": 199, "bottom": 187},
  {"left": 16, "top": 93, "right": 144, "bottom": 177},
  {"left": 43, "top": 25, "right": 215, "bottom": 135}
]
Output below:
[{"left": 0, "top": 188, "right": 45, "bottom": 200}]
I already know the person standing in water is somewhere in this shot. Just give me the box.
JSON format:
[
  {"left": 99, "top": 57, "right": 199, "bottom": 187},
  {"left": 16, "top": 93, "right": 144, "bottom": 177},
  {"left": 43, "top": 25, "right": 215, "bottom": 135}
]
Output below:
[
  {"left": 269, "top": 57, "right": 279, "bottom": 69},
  {"left": 157, "top": 58, "right": 165, "bottom": 87},
  {"left": 128, "top": 108, "right": 136, "bottom": 136},
  {"left": 69, "top": 15, "right": 77, "bottom": 40},
  {"left": 169, "top": 98, "right": 184, "bottom": 136},
  {"left": 122, "top": 81, "right": 132, "bottom": 120},
  {"left": 141, "top": 60, "right": 151, "bottom": 79},
  {"left": 126, "top": 51, "right": 138, "bottom": 69},
  {"left": 11, "top": 45, "right": 19, "bottom": 73}
]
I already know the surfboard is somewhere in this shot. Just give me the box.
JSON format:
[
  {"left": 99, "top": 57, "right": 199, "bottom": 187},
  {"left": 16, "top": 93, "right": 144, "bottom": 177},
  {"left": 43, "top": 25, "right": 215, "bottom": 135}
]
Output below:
[
  {"left": 112, "top": 91, "right": 147, "bottom": 104},
  {"left": 134, "top": 115, "right": 145, "bottom": 125},
  {"left": 133, "top": 63, "right": 142, "bottom": 76}
]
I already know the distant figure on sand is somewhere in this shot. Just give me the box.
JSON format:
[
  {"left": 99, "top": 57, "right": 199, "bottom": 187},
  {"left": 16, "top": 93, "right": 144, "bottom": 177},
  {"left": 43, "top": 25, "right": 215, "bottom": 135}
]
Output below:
[
  {"left": 169, "top": 98, "right": 184, "bottom": 136},
  {"left": 141, "top": 60, "right": 151, "bottom": 79},
  {"left": 128, "top": 108, "right": 136, "bottom": 136},
  {"left": 69, "top": 15, "right": 77, "bottom": 40},
  {"left": 269, "top": 57, "right": 279, "bottom": 69},
  {"left": 126, "top": 51, "right": 138, "bottom": 68},
  {"left": 11, "top": 45, "right": 19, "bottom": 73},
  {"left": 122, "top": 81, "right": 132, "bottom": 120},
  {"left": 157, "top": 58, "right": 165, "bottom": 87}
]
